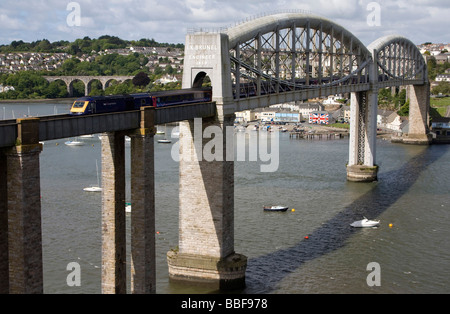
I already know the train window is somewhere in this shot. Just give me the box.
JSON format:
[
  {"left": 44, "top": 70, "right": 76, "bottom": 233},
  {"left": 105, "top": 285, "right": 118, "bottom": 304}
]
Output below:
[{"left": 73, "top": 101, "right": 86, "bottom": 108}]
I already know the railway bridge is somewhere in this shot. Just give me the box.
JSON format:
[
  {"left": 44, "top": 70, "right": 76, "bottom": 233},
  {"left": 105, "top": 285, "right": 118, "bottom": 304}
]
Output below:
[
  {"left": 0, "top": 11, "right": 430, "bottom": 293},
  {"left": 43, "top": 75, "right": 134, "bottom": 96}
]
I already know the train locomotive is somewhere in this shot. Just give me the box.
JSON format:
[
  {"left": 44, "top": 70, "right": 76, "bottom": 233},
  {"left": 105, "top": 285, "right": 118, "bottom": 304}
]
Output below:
[{"left": 69, "top": 88, "right": 212, "bottom": 115}]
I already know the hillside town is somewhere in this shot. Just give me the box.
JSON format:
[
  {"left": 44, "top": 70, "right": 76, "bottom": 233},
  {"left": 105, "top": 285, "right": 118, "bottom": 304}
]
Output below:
[{"left": 0, "top": 46, "right": 184, "bottom": 77}]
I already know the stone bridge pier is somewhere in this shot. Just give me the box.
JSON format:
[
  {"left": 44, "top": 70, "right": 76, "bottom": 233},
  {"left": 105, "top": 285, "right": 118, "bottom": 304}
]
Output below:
[
  {"left": 347, "top": 90, "right": 379, "bottom": 182},
  {"left": 403, "top": 83, "right": 432, "bottom": 145},
  {"left": 167, "top": 32, "right": 247, "bottom": 289},
  {"left": 101, "top": 106, "right": 157, "bottom": 294},
  {"left": 167, "top": 116, "right": 247, "bottom": 290}
]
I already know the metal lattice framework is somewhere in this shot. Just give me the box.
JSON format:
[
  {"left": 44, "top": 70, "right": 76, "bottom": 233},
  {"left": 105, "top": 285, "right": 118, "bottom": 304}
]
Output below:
[
  {"left": 220, "top": 12, "right": 427, "bottom": 107},
  {"left": 368, "top": 35, "right": 427, "bottom": 88},
  {"left": 226, "top": 13, "right": 372, "bottom": 102}
]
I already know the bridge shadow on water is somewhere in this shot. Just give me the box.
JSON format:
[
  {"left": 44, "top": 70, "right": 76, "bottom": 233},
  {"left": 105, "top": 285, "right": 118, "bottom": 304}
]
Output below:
[{"left": 241, "top": 144, "right": 449, "bottom": 294}]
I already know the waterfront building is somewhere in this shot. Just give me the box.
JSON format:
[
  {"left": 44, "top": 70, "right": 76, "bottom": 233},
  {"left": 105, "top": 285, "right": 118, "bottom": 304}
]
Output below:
[
  {"left": 274, "top": 111, "right": 301, "bottom": 123},
  {"left": 309, "top": 111, "right": 332, "bottom": 125},
  {"left": 431, "top": 117, "right": 450, "bottom": 143}
]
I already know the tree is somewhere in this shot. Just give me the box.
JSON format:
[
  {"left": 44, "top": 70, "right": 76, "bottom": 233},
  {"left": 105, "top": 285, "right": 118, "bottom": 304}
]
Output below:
[
  {"left": 397, "top": 100, "right": 409, "bottom": 116},
  {"left": 431, "top": 81, "right": 450, "bottom": 95},
  {"left": 132, "top": 71, "right": 150, "bottom": 87}
]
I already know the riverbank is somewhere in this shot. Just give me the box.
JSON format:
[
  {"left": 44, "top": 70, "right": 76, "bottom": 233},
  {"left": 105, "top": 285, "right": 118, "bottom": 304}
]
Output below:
[{"left": 0, "top": 97, "right": 76, "bottom": 104}]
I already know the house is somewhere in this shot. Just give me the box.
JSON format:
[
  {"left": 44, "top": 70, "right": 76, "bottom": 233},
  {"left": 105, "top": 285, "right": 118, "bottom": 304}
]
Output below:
[
  {"left": 298, "top": 103, "right": 324, "bottom": 121},
  {"left": 332, "top": 105, "right": 351, "bottom": 122},
  {"left": 235, "top": 110, "right": 257, "bottom": 123},
  {"left": 377, "top": 109, "right": 395, "bottom": 128},
  {"left": 435, "top": 53, "right": 450, "bottom": 65},
  {"left": 259, "top": 109, "right": 278, "bottom": 122},
  {"left": 385, "top": 112, "right": 408, "bottom": 133},
  {"left": 323, "top": 95, "right": 344, "bottom": 105},
  {"left": 0, "top": 85, "right": 15, "bottom": 93},
  {"left": 274, "top": 111, "right": 301, "bottom": 123},
  {"left": 431, "top": 117, "right": 450, "bottom": 144},
  {"left": 309, "top": 111, "right": 333, "bottom": 125},
  {"left": 154, "top": 75, "right": 178, "bottom": 84},
  {"left": 436, "top": 74, "right": 450, "bottom": 82}
]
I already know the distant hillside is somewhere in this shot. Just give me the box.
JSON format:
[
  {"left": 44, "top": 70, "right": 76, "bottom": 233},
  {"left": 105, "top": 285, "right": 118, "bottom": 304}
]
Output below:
[{"left": 0, "top": 36, "right": 184, "bottom": 55}]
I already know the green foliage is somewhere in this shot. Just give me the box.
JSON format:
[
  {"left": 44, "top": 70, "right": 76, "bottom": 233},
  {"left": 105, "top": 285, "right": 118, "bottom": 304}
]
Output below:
[
  {"left": 427, "top": 56, "right": 450, "bottom": 81},
  {"left": 0, "top": 35, "right": 184, "bottom": 54},
  {"left": 378, "top": 87, "right": 407, "bottom": 110},
  {"left": 397, "top": 100, "right": 409, "bottom": 116},
  {"left": 0, "top": 71, "right": 50, "bottom": 99},
  {"left": 53, "top": 53, "right": 149, "bottom": 76},
  {"left": 0, "top": 39, "right": 69, "bottom": 53},
  {"left": 431, "top": 81, "right": 450, "bottom": 95},
  {"left": 132, "top": 71, "right": 151, "bottom": 87}
]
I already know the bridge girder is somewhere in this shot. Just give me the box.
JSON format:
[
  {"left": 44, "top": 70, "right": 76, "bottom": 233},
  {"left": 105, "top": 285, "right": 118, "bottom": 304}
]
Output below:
[
  {"left": 368, "top": 35, "right": 427, "bottom": 85},
  {"left": 209, "top": 12, "right": 428, "bottom": 106},
  {"left": 225, "top": 12, "right": 373, "bottom": 103}
]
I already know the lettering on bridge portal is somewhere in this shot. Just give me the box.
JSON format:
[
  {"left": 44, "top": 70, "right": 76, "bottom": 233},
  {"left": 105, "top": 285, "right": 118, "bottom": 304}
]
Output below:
[{"left": 187, "top": 44, "right": 218, "bottom": 66}]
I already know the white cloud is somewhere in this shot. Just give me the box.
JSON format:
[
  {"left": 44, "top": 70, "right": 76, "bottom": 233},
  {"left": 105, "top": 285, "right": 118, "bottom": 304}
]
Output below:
[{"left": 0, "top": 0, "right": 447, "bottom": 45}]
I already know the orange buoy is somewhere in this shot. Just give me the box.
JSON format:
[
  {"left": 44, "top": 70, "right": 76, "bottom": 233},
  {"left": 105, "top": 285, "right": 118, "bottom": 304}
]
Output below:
[{"left": 304, "top": 236, "right": 309, "bottom": 239}]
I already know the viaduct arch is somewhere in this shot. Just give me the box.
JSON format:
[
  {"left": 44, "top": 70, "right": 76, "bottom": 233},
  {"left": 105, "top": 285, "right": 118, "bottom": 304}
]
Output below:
[{"left": 44, "top": 76, "right": 134, "bottom": 96}]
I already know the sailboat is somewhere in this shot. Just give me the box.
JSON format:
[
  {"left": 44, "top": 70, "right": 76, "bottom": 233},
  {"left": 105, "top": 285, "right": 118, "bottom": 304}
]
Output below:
[
  {"left": 157, "top": 124, "right": 172, "bottom": 143},
  {"left": 172, "top": 123, "right": 180, "bottom": 137},
  {"left": 83, "top": 160, "right": 102, "bottom": 192}
]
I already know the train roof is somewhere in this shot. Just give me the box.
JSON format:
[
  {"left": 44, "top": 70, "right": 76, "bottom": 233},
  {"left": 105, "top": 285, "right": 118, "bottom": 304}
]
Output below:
[
  {"left": 75, "top": 94, "right": 134, "bottom": 101},
  {"left": 149, "top": 88, "right": 211, "bottom": 97},
  {"left": 74, "top": 88, "right": 211, "bottom": 101}
]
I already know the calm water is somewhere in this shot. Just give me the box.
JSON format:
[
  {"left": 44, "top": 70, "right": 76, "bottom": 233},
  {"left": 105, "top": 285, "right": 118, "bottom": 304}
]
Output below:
[{"left": 2, "top": 102, "right": 450, "bottom": 294}]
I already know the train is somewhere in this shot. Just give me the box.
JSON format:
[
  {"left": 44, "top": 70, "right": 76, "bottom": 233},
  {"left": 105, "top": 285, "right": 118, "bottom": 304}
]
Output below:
[{"left": 69, "top": 88, "right": 212, "bottom": 115}]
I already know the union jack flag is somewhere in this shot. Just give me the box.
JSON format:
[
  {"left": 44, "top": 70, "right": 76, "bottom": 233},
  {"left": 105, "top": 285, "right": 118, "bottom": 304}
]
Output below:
[{"left": 309, "top": 112, "right": 329, "bottom": 125}]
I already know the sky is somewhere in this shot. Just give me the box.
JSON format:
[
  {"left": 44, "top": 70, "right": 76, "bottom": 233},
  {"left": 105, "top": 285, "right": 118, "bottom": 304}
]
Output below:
[{"left": 0, "top": 0, "right": 449, "bottom": 47}]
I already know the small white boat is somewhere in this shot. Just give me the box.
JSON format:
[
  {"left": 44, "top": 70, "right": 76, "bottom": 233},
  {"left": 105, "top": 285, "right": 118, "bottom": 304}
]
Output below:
[
  {"left": 80, "top": 134, "right": 94, "bottom": 138},
  {"left": 350, "top": 217, "right": 380, "bottom": 228},
  {"left": 83, "top": 160, "right": 102, "bottom": 192},
  {"left": 158, "top": 138, "right": 172, "bottom": 143},
  {"left": 83, "top": 186, "right": 102, "bottom": 192},
  {"left": 65, "top": 138, "right": 84, "bottom": 146},
  {"left": 263, "top": 205, "right": 289, "bottom": 212}
]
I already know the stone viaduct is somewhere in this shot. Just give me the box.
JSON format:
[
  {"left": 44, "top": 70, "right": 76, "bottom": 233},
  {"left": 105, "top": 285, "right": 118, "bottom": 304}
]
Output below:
[{"left": 43, "top": 76, "right": 134, "bottom": 96}]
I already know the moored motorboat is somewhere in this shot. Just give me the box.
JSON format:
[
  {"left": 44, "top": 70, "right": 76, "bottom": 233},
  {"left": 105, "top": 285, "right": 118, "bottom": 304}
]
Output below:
[
  {"left": 65, "top": 139, "right": 84, "bottom": 146},
  {"left": 83, "top": 186, "right": 102, "bottom": 192},
  {"left": 263, "top": 205, "right": 289, "bottom": 212},
  {"left": 350, "top": 217, "right": 380, "bottom": 228}
]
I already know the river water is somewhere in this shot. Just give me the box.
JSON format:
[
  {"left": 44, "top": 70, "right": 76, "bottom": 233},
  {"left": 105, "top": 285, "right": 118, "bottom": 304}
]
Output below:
[{"left": 2, "top": 101, "right": 450, "bottom": 294}]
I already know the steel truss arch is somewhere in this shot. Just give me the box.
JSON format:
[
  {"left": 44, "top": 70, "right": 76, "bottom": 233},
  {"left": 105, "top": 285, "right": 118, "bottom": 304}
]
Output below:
[
  {"left": 225, "top": 12, "right": 373, "bottom": 100},
  {"left": 368, "top": 35, "right": 427, "bottom": 86}
]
